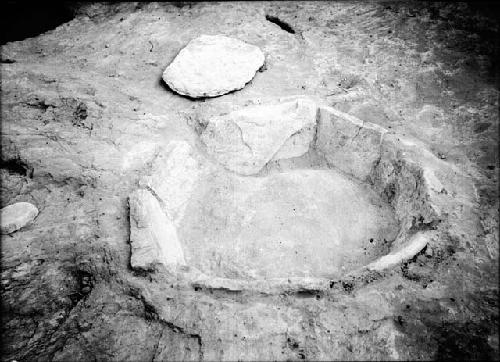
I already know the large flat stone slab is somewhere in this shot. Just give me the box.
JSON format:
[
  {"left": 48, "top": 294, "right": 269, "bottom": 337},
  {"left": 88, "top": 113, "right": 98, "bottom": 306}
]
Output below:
[
  {"left": 200, "top": 98, "right": 317, "bottom": 175},
  {"left": 1, "top": 202, "right": 38, "bottom": 234},
  {"left": 162, "top": 34, "right": 265, "bottom": 98}
]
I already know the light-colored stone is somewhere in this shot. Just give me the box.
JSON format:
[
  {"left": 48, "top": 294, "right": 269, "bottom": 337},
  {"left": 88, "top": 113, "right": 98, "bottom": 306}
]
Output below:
[
  {"left": 1, "top": 202, "right": 38, "bottom": 234},
  {"left": 366, "top": 231, "right": 436, "bottom": 271},
  {"left": 139, "top": 141, "right": 200, "bottom": 225},
  {"left": 200, "top": 98, "right": 317, "bottom": 175},
  {"left": 129, "top": 189, "right": 185, "bottom": 271},
  {"left": 316, "top": 106, "right": 387, "bottom": 181},
  {"left": 162, "top": 34, "right": 265, "bottom": 98}
]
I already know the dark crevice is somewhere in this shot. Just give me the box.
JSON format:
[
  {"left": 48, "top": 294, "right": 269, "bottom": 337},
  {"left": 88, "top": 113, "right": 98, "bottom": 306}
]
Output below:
[
  {"left": 265, "top": 15, "right": 296, "bottom": 34},
  {"left": 294, "top": 289, "right": 324, "bottom": 299},
  {"left": 67, "top": 269, "right": 94, "bottom": 306},
  {"left": 1, "top": 158, "right": 33, "bottom": 178}
]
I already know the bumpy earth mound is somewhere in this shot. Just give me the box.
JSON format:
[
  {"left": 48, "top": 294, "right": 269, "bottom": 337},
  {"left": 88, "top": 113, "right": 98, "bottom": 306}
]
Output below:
[{"left": 1, "top": 2, "right": 498, "bottom": 361}]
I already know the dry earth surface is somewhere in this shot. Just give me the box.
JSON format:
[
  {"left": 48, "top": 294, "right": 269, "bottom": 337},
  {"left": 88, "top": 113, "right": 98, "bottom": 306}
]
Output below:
[{"left": 1, "top": 2, "right": 499, "bottom": 361}]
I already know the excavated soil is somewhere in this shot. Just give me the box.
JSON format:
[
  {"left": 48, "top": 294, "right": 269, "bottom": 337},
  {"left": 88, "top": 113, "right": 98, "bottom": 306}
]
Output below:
[{"left": 1, "top": 2, "right": 498, "bottom": 361}]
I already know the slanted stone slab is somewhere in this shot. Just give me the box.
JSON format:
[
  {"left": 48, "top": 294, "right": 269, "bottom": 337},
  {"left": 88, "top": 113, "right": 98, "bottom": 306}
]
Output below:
[
  {"left": 129, "top": 189, "right": 185, "bottom": 271},
  {"left": 1, "top": 202, "right": 38, "bottom": 234},
  {"left": 316, "top": 106, "right": 387, "bottom": 181},
  {"left": 200, "top": 98, "right": 317, "bottom": 175},
  {"left": 162, "top": 34, "right": 265, "bottom": 98},
  {"left": 366, "top": 231, "right": 436, "bottom": 272},
  {"left": 139, "top": 140, "right": 201, "bottom": 226},
  {"left": 271, "top": 123, "right": 316, "bottom": 161}
]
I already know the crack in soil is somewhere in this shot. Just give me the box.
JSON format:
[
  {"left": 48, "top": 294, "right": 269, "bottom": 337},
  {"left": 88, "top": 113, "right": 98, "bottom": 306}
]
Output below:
[{"left": 265, "top": 14, "right": 296, "bottom": 34}]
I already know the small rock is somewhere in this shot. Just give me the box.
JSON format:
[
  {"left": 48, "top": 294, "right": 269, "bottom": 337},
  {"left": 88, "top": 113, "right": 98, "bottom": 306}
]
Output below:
[
  {"left": 0, "top": 202, "right": 38, "bottom": 234},
  {"left": 162, "top": 34, "right": 265, "bottom": 98}
]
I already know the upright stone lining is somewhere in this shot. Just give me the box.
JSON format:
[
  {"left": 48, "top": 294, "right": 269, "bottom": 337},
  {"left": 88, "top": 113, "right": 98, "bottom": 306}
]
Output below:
[
  {"left": 129, "top": 189, "right": 186, "bottom": 271},
  {"left": 370, "top": 135, "right": 443, "bottom": 239},
  {"left": 128, "top": 141, "right": 203, "bottom": 271},
  {"left": 315, "top": 106, "right": 451, "bottom": 266},
  {"left": 127, "top": 103, "right": 475, "bottom": 280},
  {"left": 200, "top": 98, "right": 317, "bottom": 175},
  {"left": 139, "top": 141, "right": 201, "bottom": 226},
  {"left": 316, "top": 106, "right": 445, "bottom": 237},
  {"left": 316, "top": 106, "right": 387, "bottom": 182}
]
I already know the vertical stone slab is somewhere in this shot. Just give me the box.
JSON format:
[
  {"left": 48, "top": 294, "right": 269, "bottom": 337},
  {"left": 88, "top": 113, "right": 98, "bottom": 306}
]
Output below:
[
  {"left": 129, "top": 189, "right": 185, "bottom": 271},
  {"left": 316, "top": 106, "right": 387, "bottom": 181},
  {"left": 370, "top": 134, "right": 443, "bottom": 235},
  {"left": 200, "top": 98, "right": 317, "bottom": 175},
  {"left": 139, "top": 140, "right": 200, "bottom": 226}
]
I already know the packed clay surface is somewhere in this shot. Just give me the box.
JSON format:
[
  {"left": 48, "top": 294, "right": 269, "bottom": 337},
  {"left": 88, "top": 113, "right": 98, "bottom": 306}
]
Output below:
[
  {"left": 179, "top": 168, "right": 398, "bottom": 279},
  {"left": 1, "top": 2, "right": 498, "bottom": 361}
]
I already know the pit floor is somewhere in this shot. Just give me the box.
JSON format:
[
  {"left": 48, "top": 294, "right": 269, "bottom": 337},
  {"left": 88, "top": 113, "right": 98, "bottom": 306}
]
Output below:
[{"left": 179, "top": 168, "right": 398, "bottom": 279}]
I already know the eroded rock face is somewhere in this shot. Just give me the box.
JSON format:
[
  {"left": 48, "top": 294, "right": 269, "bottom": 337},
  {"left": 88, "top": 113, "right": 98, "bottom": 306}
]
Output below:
[
  {"left": 162, "top": 34, "right": 265, "bottom": 98},
  {"left": 128, "top": 189, "right": 185, "bottom": 271},
  {"left": 0, "top": 202, "right": 38, "bottom": 234},
  {"left": 200, "top": 98, "right": 317, "bottom": 175}
]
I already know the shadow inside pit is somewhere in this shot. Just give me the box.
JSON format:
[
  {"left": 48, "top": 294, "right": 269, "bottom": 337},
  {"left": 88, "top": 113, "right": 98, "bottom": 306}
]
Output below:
[{"left": 1, "top": 1, "right": 75, "bottom": 45}]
